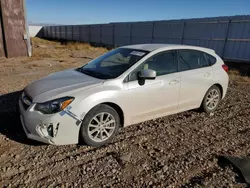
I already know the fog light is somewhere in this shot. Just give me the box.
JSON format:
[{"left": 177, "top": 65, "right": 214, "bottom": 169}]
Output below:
[
  {"left": 37, "top": 124, "right": 49, "bottom": 137},
  {"left": 36, "top": 123, "right": 59, "bottom": 138}
]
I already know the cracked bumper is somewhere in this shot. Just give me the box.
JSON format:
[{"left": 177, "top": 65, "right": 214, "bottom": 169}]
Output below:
[{"left": 19, "top": 99, "right": 81, "bottom": 145}]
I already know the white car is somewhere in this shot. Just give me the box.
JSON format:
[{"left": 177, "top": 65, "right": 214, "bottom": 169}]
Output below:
[{"left": 19, "top": 44, "right": 229, "bottom": 146}]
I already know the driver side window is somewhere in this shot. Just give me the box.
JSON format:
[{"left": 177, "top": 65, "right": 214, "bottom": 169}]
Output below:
[{"left": 128, "top": 50, "right": 177, "bottom": 81}]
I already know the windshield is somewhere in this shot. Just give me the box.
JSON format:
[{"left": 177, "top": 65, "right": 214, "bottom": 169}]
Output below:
[{"left": 76, "top": 48, "right": 149, "bottom": 79}]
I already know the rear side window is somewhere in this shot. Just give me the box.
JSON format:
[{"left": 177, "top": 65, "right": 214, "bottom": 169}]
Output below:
[
  {"left": 178, "top": 50, "right": 209, "bottom": 72},
  {"left": 205, "top": 53, "right": 217, "bottom": 66}
]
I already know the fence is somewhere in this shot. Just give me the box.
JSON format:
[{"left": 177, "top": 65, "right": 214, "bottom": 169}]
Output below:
[{"left": 42, "top": 15, "right": 250, "bottom": 62}]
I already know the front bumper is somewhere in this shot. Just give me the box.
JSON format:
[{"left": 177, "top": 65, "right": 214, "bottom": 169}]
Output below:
[{"left": 19, "top": 99, "right": 81, "bottom": 145}]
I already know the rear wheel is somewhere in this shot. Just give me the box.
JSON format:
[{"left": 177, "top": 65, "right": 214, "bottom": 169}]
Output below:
[
  {"left": 201, "top": 85, "right": 221, "bottom": 113},
  {"left": 80, "top": 104, "right": 120, "bottom": 147}
]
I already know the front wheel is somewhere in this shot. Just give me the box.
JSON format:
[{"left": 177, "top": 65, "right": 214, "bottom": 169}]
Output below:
[
  {"left": 80, "top": 104, "right": 120, "bottom": 147},
  {"left": 201, "top": 85, "right": 221, "bottom": 113}
]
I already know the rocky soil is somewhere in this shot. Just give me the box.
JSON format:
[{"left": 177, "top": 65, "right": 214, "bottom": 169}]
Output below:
[{"left": 0, "top": 38, "right": 250, "bottom": 187}]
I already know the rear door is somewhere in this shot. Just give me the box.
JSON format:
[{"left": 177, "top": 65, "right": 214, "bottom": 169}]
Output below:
[{"left": 177, "top": 49, "right": 214, "bottom": 112}]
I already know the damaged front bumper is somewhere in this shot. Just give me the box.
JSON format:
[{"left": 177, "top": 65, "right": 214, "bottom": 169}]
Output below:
[{"left": 19, "top": 99, "right": 81, "bottom": 145}]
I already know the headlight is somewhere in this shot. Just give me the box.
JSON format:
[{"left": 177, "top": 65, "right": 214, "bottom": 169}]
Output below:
[{"left": 34, "top": 97, "right": 74, "bottom": 114}]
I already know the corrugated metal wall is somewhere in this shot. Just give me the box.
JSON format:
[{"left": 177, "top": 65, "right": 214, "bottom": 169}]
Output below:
[
  {"left": 43, "top": 15, "right": 250, "bottom": 62},
  {"left": 0, "top": 0, "right": 29, "bottom": 57}
]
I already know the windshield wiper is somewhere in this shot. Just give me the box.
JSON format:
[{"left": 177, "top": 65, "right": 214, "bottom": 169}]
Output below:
[
  {"left": 76, "top": 68, "right": 95, "bottom": 76},
  {"left": 76, "top": 68, "right": 110, "bottom": 79}
]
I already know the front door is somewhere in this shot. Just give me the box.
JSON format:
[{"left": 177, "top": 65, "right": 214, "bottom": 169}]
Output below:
[{"left": 124, "top": 50, "right": 181, "bottom": 124}]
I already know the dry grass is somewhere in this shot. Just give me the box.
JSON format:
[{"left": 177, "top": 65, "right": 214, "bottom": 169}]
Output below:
[
  {"left": 30, "top": 37, "right": 108, "bottom": 60},
  {"left": 31, "top": 37, "right": 60, "bottom": 45},
  {"left": 228, "top": 70, "right": 250, "bottom": 84},
  {"left": 65, "top": 42, "right": 108, "bottom": 52}
]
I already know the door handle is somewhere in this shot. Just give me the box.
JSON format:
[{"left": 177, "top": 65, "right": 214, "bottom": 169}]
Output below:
[
  {"left": 169, "top": 80, "right": 179, "bottom": 85},
  {"left": 204, "top": 72, "right": 211, "bottom": 77}
]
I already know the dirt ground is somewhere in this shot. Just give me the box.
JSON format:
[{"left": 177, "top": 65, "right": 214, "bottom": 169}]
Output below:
[{"left": 0, "top": 38, "right": 250, "bottom": 187}]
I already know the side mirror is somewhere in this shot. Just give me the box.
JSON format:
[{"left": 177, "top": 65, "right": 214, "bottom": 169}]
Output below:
[{"left": 138, "top": 69, "right": 156, "bottom": 80}]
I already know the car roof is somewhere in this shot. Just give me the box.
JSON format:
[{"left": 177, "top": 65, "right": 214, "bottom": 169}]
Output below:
[{"left": 122, "top": 43, "right": 215, "bottom": 53}]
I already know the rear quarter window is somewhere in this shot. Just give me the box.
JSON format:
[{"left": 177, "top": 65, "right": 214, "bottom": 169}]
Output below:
[{"left": 205, "top": 53, "right": 217, "bottom": 66}]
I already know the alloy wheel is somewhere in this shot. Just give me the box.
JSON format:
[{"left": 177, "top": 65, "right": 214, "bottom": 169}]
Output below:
[
  {"left": 87, "top": 112, "right": 116, "bottom": 142},
  {"left": 206, "top": 89, "right": 220, "bottom": 110}
]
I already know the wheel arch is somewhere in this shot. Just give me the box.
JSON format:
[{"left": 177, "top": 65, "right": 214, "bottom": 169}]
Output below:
[
  {"left": 213, "top": 83, "right": 223, "bottom": 97},
  {"left": 101, "top": 102, "right": 124, "bottom": 127},
  {"left": 78, "top": 102, "right": 125, "bottom": 144},
  {"left": 80, "top": 102, "right": 125, "bottom": 127},
  {"left": 199, "top": 83, "right": 223, "bottom": 108}
]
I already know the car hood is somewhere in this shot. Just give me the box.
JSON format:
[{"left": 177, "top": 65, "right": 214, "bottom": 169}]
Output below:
[{"left": 25, "top": 69, "right": 104, "bottom": 102}]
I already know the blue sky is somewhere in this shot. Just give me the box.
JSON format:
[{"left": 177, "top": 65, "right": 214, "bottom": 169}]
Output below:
[{"left": 27, "top": 0, "right": 250, "bottom": 25}]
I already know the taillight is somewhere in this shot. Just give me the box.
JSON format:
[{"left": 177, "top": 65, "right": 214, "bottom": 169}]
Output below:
[{"left": 222, "top": 64, "right": 229, "bottom": 72}]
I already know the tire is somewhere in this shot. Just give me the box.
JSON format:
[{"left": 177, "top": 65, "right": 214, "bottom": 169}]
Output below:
[
  {"left": 80, "top": 104, "right": 120, "bottom": 147},
  {"left": 201, "top": 85, "right": 221, "bottom": 113}
]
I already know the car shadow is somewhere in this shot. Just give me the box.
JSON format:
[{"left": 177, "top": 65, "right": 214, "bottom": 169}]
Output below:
[{"left": 0, "top": 91, "right": 44, "bottom": 146}]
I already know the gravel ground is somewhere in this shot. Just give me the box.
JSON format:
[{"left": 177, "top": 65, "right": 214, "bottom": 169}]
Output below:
[{"left": 0, "top": 39, "right": 250, "bottom": 187}]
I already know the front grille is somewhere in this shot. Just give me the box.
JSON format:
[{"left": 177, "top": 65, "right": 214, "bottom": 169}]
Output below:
[{"left": 21, "top": 92, "right": 32, "bottom": 111}]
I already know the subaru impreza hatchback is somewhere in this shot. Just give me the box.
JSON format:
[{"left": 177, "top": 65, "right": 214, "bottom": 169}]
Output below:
[{"left": 19, "top": 44, "right": 229, "bottom": 146}]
